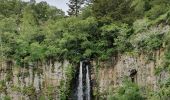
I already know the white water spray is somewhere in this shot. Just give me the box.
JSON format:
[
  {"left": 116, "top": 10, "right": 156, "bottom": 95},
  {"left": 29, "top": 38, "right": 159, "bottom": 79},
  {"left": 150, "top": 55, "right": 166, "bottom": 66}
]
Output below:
[
  {"left": 86, "top": 65, "right": 90, "bottom": 100},
  {"left": 78, "top": 62, "right": 83, "bottom": 100}
]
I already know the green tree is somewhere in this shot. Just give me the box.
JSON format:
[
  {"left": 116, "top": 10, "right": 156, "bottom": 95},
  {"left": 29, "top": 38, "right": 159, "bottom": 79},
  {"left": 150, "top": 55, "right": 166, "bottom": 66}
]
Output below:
[
  {"left": 67, "top": 0, "right": 85, "bottom": 16},
  {"left": 0, "top": 0, "right": 24, "bottom": 17},
  {"left": 33, "top": 1, "right": 65, "bottom": 22},
  {"left": 92, "top": 0, "right": 134, "bottom": 24},
  {"left": 0, "top": 16, "right": 18, "bottom": 59},
  {"left": 15, "top": 5, "right": 38, "bottom": 65}
]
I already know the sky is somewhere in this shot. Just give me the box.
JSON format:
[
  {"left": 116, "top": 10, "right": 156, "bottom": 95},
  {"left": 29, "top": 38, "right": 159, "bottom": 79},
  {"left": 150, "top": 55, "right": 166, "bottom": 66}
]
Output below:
[{"left": 23, "top": 0, "right": 69, "bottom": 14}]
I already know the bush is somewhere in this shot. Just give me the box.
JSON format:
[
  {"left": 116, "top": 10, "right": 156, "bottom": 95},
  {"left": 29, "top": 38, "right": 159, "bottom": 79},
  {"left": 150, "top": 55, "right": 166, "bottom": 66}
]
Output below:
[
  {"left": 107, "top": 80, "right": 145, "bottom": 100},
  {"left": 3, "top": 95, "right": 11, "bottom": 100},
  {"left": 59, "top": 64, "right": 75, "bottom": 100},
  {"left": 23, "top": 85, "right": 36, "bottom": 96}
]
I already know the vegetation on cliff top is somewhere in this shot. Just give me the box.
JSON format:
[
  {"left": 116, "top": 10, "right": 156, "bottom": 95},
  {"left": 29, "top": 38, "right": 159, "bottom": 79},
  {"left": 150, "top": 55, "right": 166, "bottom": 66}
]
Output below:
[{"left": 1, "top": 0, "right": 170, "bottom": 64}]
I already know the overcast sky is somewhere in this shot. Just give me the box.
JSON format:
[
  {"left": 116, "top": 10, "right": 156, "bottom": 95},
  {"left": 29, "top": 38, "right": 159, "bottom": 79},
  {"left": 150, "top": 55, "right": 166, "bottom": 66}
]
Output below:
[{"left": 23, "top": 0, "right": 69, "bottom": 14}]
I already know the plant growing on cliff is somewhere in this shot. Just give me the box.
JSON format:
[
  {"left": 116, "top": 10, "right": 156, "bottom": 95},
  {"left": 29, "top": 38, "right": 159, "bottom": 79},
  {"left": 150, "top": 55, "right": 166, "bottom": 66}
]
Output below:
[
  {"left": 44, "top": 86, "right": 57, "bottom": 100},
  {"left": 0, "top": 80, "right": 6, "bottom": 93},
  {"left": 59, "top": 64, "right": 75, "bottom": 100},
  {"left": 108, "top": 80, "right": 145, "bottom": 100},
  {"left": 3, "top": 95, "right": 11, "bottom": 100},
  {"left": 147, "top": 78, "right": 170, "bottom": 100},
  {"left": 22, "top": 85, "right": 36, "bottom": 98}
]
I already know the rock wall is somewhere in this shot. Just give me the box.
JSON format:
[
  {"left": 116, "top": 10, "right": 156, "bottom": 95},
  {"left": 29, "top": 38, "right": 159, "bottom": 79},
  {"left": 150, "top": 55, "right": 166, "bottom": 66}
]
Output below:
[
  {"left": 0, "top": 60, "right": 69, "bottom": 100},
  {"left": 92, "top": 48, "right": 169, "bottom": 97}
]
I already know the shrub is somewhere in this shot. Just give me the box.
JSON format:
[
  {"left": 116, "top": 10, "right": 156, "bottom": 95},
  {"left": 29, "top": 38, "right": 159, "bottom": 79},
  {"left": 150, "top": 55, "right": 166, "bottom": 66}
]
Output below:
[{"left": 107, "top": 80, "right": 145, "bottom": 100}]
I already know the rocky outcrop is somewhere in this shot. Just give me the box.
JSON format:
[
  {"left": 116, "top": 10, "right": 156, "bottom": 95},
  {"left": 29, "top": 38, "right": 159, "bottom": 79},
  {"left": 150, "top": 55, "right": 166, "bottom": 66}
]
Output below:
[
  {"left": 0, "top": 60, "right": 69, "bottom": 99},
  {"left": 92, "top": 48, "right": 169, "bottom": 97}
]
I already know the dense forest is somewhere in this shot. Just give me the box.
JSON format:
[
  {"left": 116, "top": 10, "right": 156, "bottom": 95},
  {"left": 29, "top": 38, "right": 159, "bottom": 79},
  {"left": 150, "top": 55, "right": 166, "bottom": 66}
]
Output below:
[{"left": 0, "top": 0, "right": 170, "bottom": 100}]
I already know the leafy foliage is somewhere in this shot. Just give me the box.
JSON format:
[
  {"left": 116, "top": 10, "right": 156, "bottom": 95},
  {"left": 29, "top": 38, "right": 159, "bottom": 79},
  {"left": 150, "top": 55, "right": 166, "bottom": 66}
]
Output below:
[
  {"left": 107, "top": 80, "right": 145, "bottom": 100},
  {"left": 59, "top": 64, "right": 75, "bottom": 100},
  {"left": 92, "top": 0, "right": 134, "bottom": 24}
]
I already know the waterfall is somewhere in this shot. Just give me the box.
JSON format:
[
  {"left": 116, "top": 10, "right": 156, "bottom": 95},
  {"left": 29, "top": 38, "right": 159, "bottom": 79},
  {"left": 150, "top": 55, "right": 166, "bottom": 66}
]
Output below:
[
  {"left": 86, "top": 65, "right": 90, "bottom": 100},
  {"left": 78, "top": 62, "right": 83, "bottom": 100},
  {"left": 77, "top": 61, "right": 91, "bottom": 100}
]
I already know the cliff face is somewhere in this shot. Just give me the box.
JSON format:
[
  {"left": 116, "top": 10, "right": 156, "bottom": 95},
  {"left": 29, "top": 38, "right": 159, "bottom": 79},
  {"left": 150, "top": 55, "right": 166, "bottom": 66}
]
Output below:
[
  {"left": 0, "top": 50, "right": 169, "bottom": 99},
  {"left": 92, "top": 48, "right": 169, "bottom": 97},
  {"left": 0, "top": 60, "right": 69, "bottom": 99}
]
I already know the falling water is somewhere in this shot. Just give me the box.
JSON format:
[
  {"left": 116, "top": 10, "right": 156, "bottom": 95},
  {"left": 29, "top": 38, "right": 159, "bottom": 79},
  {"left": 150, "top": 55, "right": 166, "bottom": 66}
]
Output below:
[
  {"left": 86, "top": 65, "right": 90, "bottom": 100},
  {"left": 78, "top": 62, "right": 83, "bottom": 100}
]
